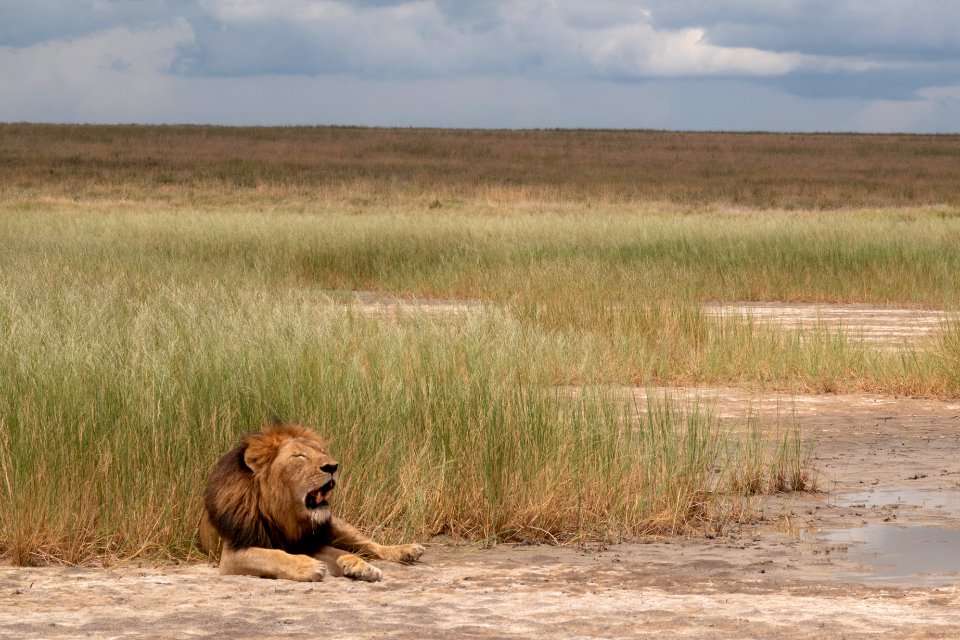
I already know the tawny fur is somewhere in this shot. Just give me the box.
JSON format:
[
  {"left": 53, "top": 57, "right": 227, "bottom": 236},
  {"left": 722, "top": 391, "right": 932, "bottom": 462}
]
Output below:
[{"left": 200, "top": 422, "right": 424, "bottom": 582}]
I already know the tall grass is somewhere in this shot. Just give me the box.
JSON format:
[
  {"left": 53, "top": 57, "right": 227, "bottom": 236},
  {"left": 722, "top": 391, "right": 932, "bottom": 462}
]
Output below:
[
  {"left": 4, "top": 205, "right": 960, "bottom": 305},
  {"left": 0, "top": 205, "right": 871, "bottom": 564},
  {"left": 1, "top": 205, "right": 957, "bottom": 563},
  {"left": 5, "top": 206, "right": 959, "bottom": 395},
  {"left": 0, "top": 282, "right": 751, "bottom": 563}
]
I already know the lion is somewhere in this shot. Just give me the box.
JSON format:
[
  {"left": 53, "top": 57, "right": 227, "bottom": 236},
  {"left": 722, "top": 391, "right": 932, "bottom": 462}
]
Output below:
[{"left": 199, "top": 421, "right": 424, "bottom": 582}]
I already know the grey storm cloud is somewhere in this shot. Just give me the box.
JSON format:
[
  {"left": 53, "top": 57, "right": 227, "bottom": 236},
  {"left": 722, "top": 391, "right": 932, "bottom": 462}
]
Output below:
[
  {"left": 0, "top": 0, "right": 200, "bottom": 47},
  {"left": 645, "top": 1, "right": 960, "bottom": 59},
  {"left": 169, "top": 1, "right": 587, "bottom": 79},
  {"left": 196, "top": 1, "right": 960, "bottom": 100},
  {"left": 1, "top": 0, "right": 959, "bottom": 131},
  {"left": 4, "top": 1, "right": 958, "bottom": 88}
]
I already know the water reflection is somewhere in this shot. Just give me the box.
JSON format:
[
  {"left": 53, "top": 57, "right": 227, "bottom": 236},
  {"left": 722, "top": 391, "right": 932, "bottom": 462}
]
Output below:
[
  {"left": 826, "top": 524, "right": 960, "bottom": 585},
  {"left": 840, "top": 487, "right": 960, "bottom": 516}
]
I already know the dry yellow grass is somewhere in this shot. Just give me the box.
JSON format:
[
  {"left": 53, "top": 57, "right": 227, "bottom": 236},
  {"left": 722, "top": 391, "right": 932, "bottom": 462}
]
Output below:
[{"left": 2, "top": 124, "right": 959, "bottom": 208}]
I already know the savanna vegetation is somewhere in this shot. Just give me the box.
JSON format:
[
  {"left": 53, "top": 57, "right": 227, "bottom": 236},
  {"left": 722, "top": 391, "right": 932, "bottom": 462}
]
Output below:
[
  {"left": 3, "top": 124, "right": 960, "bottom": 208},
  {"left": 1, "top": 124, "right": 958, "bottom": 564}
]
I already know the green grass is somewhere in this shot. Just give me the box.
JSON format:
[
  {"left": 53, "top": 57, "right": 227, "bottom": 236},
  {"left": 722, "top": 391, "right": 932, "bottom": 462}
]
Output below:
[
  {"left": 0, "top": 208, "right": 876, "bottom": 563},
  {"left": 5, "top": 204, "right": 960, "bottom": 305},
  {"left": 0, "top": 281, "right": 768, "bottom": 563},
  {"left": 3, "top": 202, "right": 960, "bottom": 564},
  {"left": 5, "top": 204, "right": 960, "bottom": 392}
]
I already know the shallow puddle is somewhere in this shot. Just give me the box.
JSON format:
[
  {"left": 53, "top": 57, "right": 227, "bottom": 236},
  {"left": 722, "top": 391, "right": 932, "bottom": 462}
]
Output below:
[
  {"left": 840, "top": 487, "right": 960, "bottom": 517},
  {"left": 826, "top": 524, "right": 960, "bottom": 585}
]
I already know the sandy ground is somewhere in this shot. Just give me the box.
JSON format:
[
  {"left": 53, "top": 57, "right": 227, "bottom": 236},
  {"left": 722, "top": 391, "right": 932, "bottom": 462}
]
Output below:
[
  {"left": 703, "top": 302, "right": 955, "bottom": 348},
  {"left": 3, "top": 303, "right": 959, "bottom": 638},
  {"left": 350, "top": 297, "right": 958, "bottom": 350}
]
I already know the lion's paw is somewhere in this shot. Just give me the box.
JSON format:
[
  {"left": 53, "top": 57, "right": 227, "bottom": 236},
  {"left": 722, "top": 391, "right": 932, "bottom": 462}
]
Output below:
[
  {"left": 338, "top": 554, "right": 383, "bottom": 583},
  {"left": 379, "top": 543, "right": 425, "bottom": 564},
  {"left": 290, "top": 556, "right": 328, "bottom": 582}
]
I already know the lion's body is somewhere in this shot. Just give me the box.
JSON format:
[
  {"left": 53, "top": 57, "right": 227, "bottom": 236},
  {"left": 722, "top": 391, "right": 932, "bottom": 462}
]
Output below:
[{"left": 201, "top": 423, "right": 423, "bottom": 582}]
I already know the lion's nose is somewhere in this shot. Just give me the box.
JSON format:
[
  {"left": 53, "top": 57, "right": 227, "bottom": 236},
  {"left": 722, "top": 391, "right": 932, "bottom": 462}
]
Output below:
[{"left": 321, "top": 462, "right": 338, "bottom": 474}]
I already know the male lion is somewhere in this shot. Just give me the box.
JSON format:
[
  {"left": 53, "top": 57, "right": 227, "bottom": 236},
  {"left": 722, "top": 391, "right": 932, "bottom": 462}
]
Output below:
[{"left": 199, "top": 422, "right": 424, "bottom": 582}]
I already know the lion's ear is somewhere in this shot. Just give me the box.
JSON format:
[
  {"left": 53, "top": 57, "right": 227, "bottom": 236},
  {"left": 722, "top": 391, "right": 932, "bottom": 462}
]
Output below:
[{"left": 242, "top": 433, "right": 280, "bottom": 474}]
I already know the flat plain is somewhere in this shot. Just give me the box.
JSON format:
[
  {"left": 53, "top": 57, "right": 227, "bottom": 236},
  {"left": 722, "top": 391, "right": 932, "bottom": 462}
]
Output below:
[{"left": 1, "top": 125, "right": 959, "bottom": 637}]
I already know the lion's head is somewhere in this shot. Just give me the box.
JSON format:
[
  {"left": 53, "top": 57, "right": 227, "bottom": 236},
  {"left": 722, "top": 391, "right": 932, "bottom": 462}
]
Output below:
[{"left": 203, "top": 422, "right": 339, "bottom": 552}]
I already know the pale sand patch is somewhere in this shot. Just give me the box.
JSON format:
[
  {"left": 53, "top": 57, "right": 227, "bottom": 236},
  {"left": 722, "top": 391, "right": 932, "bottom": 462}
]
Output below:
[
  {"left": 345, "top": 298, "right": 958, "bottom": 349},
  {"left": 704, "top": 302, "right": 956, "bottom": 347},
  {"left": 336, "top": 291, "right": 485, "bottom": 316},
  {"left": 2, "top": 549, "right": 959, "bottom": 639},
  {"left": 628, "top": 385, "right": 960, "bottom": 420}
]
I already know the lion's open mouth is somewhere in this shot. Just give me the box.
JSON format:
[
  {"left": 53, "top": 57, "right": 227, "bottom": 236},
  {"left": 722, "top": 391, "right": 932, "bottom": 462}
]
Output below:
[{"left": 305, "top": 478, "right": 335, "bottom": 510}]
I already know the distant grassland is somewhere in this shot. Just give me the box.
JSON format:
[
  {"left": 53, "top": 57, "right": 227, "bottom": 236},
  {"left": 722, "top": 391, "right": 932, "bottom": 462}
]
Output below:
[
  {"left": 2, "top": 125, "right": 960, "bottom": 564},
  {"left": 3, "top": 124, "right": 960, "bottom": 208}
]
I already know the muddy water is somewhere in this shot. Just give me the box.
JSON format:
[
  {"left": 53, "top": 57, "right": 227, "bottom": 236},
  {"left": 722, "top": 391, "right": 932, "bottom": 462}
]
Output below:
[
  {"left": 824, "top": 524, "right": 960, "bottom": 585},
  {"left": 840, "top": 487, "right": 960, "bottom": 517},
  {"left": 827, "top": 485, "right": 960, "bottom": 585}
]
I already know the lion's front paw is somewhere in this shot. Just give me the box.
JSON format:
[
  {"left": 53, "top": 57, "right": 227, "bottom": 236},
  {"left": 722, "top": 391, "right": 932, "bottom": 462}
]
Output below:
[
  {"left": 289, "top": 556, "right": 328, "bottom": 582},
  {"left": 378, "top": 543, "right": 425, "bottom": 564},
  {"left": 338, "top": 554, "right": 383, "bottom": 582}
]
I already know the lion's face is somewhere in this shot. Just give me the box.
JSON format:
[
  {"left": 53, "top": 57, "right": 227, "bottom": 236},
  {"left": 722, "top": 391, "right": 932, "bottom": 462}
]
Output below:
[
  {"left": 243, "top": 429, "right": 340, "bottom": 528},
  {"left": 274, "top": 437, "right": 339, "bottom": 526}
]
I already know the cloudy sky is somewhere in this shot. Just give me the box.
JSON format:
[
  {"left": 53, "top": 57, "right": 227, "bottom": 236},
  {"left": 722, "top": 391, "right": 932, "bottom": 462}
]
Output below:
[{"left": 1, "top": 1, "right": 959, "bottom": 131}]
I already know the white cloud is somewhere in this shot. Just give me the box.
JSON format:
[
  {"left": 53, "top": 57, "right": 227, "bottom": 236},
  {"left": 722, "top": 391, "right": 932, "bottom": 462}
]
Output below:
[{"left": 582, "top": 23, "right": 802, "bottom": 77}]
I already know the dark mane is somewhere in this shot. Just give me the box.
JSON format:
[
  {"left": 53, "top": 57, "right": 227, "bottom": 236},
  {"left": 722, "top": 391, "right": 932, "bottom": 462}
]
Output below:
[
  {"left": 203, "top": 436, "right": 333, "bottom": 552},
  {"left": 204, "top": 443, "right": 269, "bottom": 549}
]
